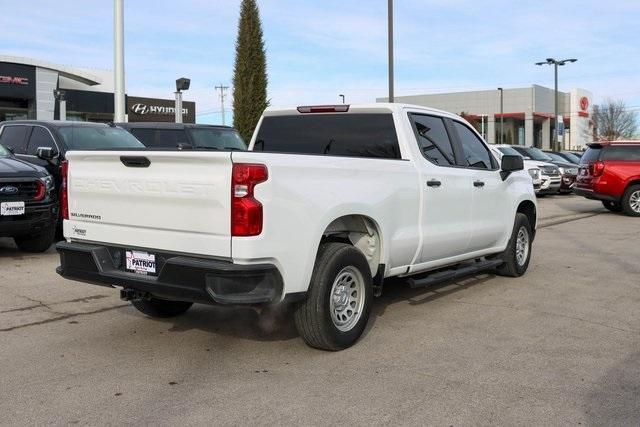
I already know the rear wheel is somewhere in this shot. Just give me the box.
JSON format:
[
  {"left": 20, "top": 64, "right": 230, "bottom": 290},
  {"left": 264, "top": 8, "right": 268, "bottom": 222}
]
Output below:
[
  {"left": 294, "top": 242, "right": 373, "bottom": 351},
  {"left": 621, "top": 185, "right": 640, "bottom": 217},
  {"left": 602, "top": 201, "right": 623, "bottom": 213},
  {"left": 14, "top": 226, "right": 55, "bottom": 253},
  {"left": 131, "top": 298, "right": 193, "bottom": 318},
  {"left": 494, "top": 213, "right": 532, "bottom": 277}
]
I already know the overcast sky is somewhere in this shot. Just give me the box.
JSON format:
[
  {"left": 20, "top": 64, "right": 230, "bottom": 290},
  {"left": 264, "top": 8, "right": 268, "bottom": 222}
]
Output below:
[{"left": 2, "top": 0, "right": 639, "bottom": 124}]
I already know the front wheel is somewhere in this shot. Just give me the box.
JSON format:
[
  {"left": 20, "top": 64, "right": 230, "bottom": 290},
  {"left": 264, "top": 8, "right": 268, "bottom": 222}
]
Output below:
[
  {"left": 131, "top": 298, "right": 193, "bottom": 318},
  {"left": 14, "top": 226, "right": 55, "bottom": 253},
  {"left": 494, "top": 213, "right": 533, "bottom": 277},
  {"left": 602, "top": 201, "right": 623, "bottom": 213},
  {"left": 294, "top": 242, "right": 373, "bottom": 351}
]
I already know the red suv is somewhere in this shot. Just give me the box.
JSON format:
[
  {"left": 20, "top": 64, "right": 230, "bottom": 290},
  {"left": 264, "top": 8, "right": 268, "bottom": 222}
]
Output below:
[{"left": 575, "top": 141, "right": 640, "bottom": 216}]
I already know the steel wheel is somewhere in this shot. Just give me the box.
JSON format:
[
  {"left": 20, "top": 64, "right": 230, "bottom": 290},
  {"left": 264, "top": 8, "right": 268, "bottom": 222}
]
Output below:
[
  {"left": 515, "top": 226, "right": 530, "bottom": 267},
  {"left": 329, "top": 266, "right": 365, "bottom": 332},
  {"left": 629, "top": 190, "right": 640, "bottom": 213}
]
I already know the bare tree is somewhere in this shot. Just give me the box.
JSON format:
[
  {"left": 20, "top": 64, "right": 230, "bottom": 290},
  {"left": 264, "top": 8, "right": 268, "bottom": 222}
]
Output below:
[{"left": 591, "top": 99, "right": 638, "bottom": 140}]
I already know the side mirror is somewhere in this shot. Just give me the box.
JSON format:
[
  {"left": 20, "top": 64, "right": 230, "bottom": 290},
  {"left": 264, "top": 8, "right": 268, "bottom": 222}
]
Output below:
[
  {"left": 500, "top": 155, "right": 524, "bottom": 181},
  {"left": 36, "top": 146, "right": 57, "bottom": 161},
  {"left": 7, "top": 146, "right": 15, "bottom": 154}
]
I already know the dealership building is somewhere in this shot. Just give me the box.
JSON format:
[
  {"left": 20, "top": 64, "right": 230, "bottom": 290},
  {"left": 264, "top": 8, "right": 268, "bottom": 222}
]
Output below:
[
  {"left": 378, "top": 85, "right": 593, "bottom": 150},
  {"left": 0, "top": 55, "right": 195, "bottom": 123}
]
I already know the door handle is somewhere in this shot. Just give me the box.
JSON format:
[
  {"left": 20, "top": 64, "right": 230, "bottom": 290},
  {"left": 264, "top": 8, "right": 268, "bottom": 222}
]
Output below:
[
  {"left": 426, "top": 179, "right": 442, "bottom": 187},
  {"left": 473, "top": 180, "right": 485, "bottom": 187},
  {"left": 120, "top": 156, "right": 151, "bottom": 168}
]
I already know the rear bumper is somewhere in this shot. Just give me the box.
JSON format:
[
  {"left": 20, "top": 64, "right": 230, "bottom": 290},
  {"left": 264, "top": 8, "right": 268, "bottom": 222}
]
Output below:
[
  {"left": 56, "top": 241, "right": 284, "bottom": 306},
  {"left": 0, "top": 202, "right": 56, "bottom": 237},
  {"left": 573, "top": 187, "right": 619, "bottom": 203}
]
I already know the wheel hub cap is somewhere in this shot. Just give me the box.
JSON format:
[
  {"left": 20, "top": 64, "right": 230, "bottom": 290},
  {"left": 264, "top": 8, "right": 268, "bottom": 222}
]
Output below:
[
  {"left": 329, "top": 266, "right": 365, "bottom": 332},
  {"left": 630, "top": 191, "right": 640, "bottom": 213},
  {"left": 515, "top": 226, "right": 530, "bottom": 267}
]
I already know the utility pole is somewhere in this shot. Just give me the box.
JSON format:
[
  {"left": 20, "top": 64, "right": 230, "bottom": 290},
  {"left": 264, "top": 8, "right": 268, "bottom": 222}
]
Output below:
[
  {"left": 113, "top": 0, "right": 126, "bottom": 122},
  {"left": 387, "top": 0, "right": 394, "bottom": 103},
  {"left": 215, "top": 84, "right": 229, "bottom": 126},
  {"left": 497, "top": 87, "right": 504, "bottom": 144},
  {"left": 535, "top": 57, "right": 577, "bottom": 151}
]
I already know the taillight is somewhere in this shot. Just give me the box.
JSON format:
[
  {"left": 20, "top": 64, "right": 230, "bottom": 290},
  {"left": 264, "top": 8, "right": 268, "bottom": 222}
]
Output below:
[
  {"left": 33, "top": 179, "right": 46, "bottom": 201},
  {"left": 590, "top": 161, "right": 605, "bottom": 177},
  {"left": 231, "top": 163, "right": 268, "bottom": 236},
  {"left": 60, "top": 160, "right": 69, "bottom": 220}
]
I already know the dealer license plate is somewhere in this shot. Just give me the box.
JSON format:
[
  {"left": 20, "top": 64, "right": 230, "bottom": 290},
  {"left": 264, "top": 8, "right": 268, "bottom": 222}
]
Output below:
[
  {"left": 0, "top": 201, "right": 25, "bottom": 216},
  {"left": 125, "top": 250, "right": 157, "bottom": 275}
]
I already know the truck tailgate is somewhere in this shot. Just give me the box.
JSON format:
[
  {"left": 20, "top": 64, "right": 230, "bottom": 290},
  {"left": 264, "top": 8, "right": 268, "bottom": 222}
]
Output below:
[{"left": 64, "top": 151, "right": 232, "bottom": 258}]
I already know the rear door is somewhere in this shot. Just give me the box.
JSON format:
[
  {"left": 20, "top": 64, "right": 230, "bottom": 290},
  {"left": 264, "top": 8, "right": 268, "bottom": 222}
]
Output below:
[
  {"left": 407, "top": 113, "right": 474, "bottom": 263},
  {"left": 65, "top": 150, "right": 233, "bottom": 258}
]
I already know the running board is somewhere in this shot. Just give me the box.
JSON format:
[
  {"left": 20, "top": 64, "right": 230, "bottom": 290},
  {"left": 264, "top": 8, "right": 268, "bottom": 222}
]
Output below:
[{"left": 407, "top": 259, "right": 503, "bottom": 289}]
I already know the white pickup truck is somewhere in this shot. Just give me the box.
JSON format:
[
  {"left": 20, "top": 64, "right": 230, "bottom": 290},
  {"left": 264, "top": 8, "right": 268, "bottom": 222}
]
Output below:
[{"left": 56, "top": 103, "right": 537, "bottom": 350}]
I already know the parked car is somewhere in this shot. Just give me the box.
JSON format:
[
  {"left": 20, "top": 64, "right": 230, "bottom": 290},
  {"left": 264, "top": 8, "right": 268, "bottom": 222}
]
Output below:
[
  {"left": 511, "top": 146, "right": 577, "bottom": 194},
  {"left": 546, "top": 150, "right": 582, "bottom": 165},
  {"left": 0, "top": 143, "right": 57, "bottom": 252},
  {"left": 490, "top": 144, "right": 559, "bottom": 195},
  {"left": 116, "top": 122, "right": 246, "bottom": 151},
  {"left": 56, "top": 103, "right": 537, "bottom": 351},
  {"left": 574, "top": 141, "right": 640, "bottom": 216},
  {"left": 0, "top": 120, "right": 145, "bottom": 227}
]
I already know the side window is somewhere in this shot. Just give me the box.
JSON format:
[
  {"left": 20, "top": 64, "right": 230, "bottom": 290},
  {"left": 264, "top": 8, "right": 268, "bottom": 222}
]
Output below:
[
  {"left": 409, "top": 114, "right": 455, "bottom": 166},
  {"left": 154, "top": 129, "right": 189, "bottom": 148},
  {"left": 453, "top": 121, "right": 494, "bottom": 169},
  {"left": 26, "top": 127, "right": 56, "bottom": 155},
  {"left": 602, "top": 146, "right": 640, "bottom": 161},
  {"left": 130, "top": 128, "right": 156, "bottom": 147},
  {"left": 0, "top": 125, "right": 30, "bottom": 154}
]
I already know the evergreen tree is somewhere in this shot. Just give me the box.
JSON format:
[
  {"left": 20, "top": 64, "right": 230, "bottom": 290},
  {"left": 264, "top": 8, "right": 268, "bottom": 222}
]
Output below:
[{"left": 232, "top": 0, "right": 268, "bottom": 143}]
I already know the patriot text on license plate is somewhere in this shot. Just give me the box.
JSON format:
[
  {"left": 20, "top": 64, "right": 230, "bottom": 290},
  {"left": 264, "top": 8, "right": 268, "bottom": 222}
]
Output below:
[
  {"left": 0, "top": 201, "right": 25, "bottom": 216},
  {"left": 125, "top": 250, "right": 156, "bottom": 275}
]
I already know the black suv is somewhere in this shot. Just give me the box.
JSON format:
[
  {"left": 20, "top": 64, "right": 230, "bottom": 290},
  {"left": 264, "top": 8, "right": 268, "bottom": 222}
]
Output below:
[
  {"left": 0, "top": 121, "right": 144, "bottom": 226},
  {"left": 0, "top": 144, "right": 57, "bottom": 252},
  {"left": 116, "top": 122, "right": 246, "bottom": 150}
]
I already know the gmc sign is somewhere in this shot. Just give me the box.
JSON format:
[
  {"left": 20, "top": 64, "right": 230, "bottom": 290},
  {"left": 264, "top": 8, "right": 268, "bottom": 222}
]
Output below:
[{"left": 0, "top": 76, "right": 29, "bottom": 85}]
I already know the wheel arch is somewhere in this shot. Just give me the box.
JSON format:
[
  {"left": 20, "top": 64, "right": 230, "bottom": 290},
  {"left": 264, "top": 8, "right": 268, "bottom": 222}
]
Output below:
[
  {"left": 319, "top": 214, "right": 384, "bottom": 277},
  {"left": 516, "top": 199, "right": 537, "bottom": 236}
]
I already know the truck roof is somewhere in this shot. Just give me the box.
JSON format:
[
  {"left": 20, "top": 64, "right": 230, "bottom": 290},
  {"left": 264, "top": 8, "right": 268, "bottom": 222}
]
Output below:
[{"left": 263, "top": 103, "right": 459, "bottom": 120}]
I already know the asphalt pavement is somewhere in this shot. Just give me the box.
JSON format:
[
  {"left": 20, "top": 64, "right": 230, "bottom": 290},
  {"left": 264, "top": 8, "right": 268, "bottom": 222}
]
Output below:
[{"left": 1, "top": 195, "right": 638, "bottom": 425}]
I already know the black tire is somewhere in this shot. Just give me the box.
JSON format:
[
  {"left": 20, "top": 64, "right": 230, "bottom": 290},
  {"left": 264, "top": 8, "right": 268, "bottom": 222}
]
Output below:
[
  {"left": 494, "top": 213, "right": 533, "bottom": 277},
  {"left": 294, "top": 242, "right": 373, "bottom": 351},
  {"left": 602, "top": 201, "right": 623, "bottom": 213},
  {"left": 13, "top": 226, "right": 55, "bottom": 253},
  {"left": 621, "top": 184, "right": 640, "bottom": 217},
  {"left": 131, "top": 298, "right": 193, "bottom": 318}
]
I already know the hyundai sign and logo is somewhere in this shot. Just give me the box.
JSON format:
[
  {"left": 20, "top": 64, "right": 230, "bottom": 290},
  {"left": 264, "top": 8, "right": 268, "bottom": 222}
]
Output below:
[
  {"left": 127, "top": 96, "right": 196, "bottom": 123},
  {"left": 130, "top": 103, "right": 188, "bottom": 116},
  {"left": 0, "top": 185, "right": 19, "bottom": 195}
]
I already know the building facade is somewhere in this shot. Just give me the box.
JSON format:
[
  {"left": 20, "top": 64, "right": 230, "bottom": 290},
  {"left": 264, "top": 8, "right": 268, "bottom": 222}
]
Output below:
[
  {"left": 378, "top": 85, "right": 592, "bottom": 150},
  {"left": 0, "top": 56, "right": 195, "bottom": 123}
]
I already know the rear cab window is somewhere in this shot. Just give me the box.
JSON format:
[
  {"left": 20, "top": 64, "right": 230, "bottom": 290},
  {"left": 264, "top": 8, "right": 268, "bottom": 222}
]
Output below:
[
  {"left": 253, "top": 113, "right": 400, "bottom": 159},
  {"left": 189, "top": 128, "right": 246, "bottom": 151}
]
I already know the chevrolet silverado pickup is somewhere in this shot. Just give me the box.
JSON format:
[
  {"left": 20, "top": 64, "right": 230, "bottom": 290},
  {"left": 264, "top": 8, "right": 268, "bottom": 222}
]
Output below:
[{"left": 56, "top": 103, "right": 537, "bottom": 350}]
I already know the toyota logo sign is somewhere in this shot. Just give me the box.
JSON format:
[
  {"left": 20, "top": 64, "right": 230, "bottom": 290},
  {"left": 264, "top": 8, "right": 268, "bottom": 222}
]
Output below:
[{"left": 579, "top": 96, "right": 589, "bottom": 111}]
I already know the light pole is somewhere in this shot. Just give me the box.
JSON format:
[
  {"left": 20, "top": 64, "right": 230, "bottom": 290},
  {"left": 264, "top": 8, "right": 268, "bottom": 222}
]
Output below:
[
  {"left": 535, "top": 57, "right": 577, "bottom": 151},
  {"left": 339, "top": 94, "right": 345, "bottom": 104},
  {"left": 497, "top": 87, "right": 504, "bottom": 144},
  {"left": 387, "top": 0, "right": 394, "bottom": 102},
  {"left": 113, "top": 0, "right": 126, "bottom": 122},
  {"left": 175, "top": 78, "right": 190, "bottom": 123}
]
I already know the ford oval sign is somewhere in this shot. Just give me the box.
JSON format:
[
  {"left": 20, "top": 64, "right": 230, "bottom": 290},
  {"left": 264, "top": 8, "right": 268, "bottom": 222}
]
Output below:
[{"left": 0, "top": 185, "right": 19, "bottom": 195}]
